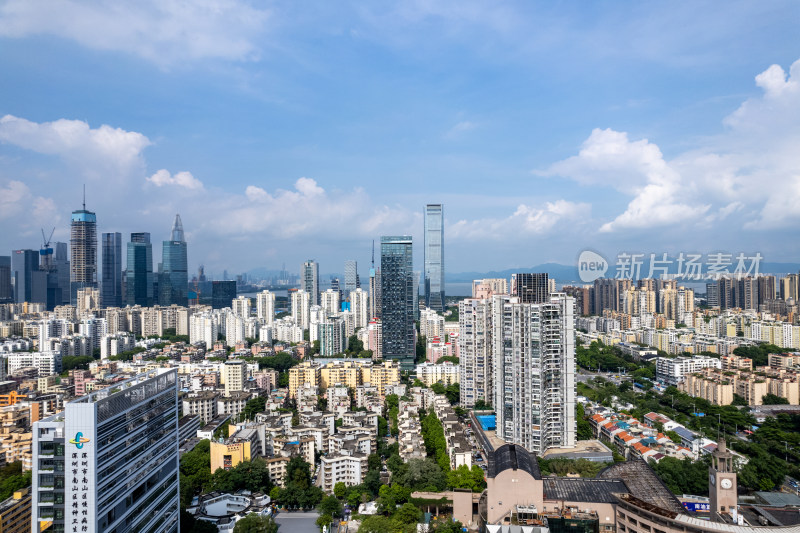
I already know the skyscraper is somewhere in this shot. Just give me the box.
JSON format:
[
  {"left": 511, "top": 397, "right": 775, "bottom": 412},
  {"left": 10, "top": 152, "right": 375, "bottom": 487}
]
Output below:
[
  {"left": 493, "top": 293, "right": 576, "bottom": 455},
  {"left": 380, "top": 235, "right": 415, "bottom": 370},
  {"left": 32, "top": 368, "right": 180, "bottom": 533},
  {"left": 256, "top": 290, "right": 276, "bottom": 325},
  {"left": 70, "top": 199, "right": 98, "bottom": 304},
  {"left": 344, "top": 260, "right": 358, "bottom": 300},
  {"left": 512, "top": 272, "right": 550, "bottom": 304},
  {"left": 302, "top": 260, "right": 320, "bottom": 306},
  {"left": 423, "top": 204, "right": 445, "bottom": 312},
  {"left": 39, "top": 235, "right": 70, "bottom": 310},
  {"left": 11, "top": 249, "right": 46, "bottom": 305},
  {"left": 459, "top": 298, "right": 493, "bottom": 409},
  {"left": 126, "top": 232, "right": 154, "bottom": 307},
  {"left": 160, "top": 214, "right": 189, "bottom": 306},
  {"left": 101, "top": 232, "right": 123, "bottom": 308},
  {"left": 0, "top": 256, "right": 11, "bottom": 303}
]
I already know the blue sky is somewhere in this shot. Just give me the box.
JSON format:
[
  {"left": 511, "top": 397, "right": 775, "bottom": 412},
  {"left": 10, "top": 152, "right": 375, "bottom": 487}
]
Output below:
[{"left": 1, "top": 1, "right": 800, "bottom": 278}]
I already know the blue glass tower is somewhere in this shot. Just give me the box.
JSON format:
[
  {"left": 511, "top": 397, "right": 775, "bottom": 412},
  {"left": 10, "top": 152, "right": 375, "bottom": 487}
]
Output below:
[
  {"left": 424, "top": 204, "right": 445, "bottom": 312},
  {"left": 380, "top": 235, "right": 415, "bottom": 370},
  {"left": 160, "top": 214, "right": 188, "bottom": 306},
  {"left": 69, "top": 201, "right": 97, "bottom": 304},
  {"left": 101, "top": 232, "right": 123, "bottom": 308},
  {"left": 126, "top": 232, "right": 154, "bottom": 307}
]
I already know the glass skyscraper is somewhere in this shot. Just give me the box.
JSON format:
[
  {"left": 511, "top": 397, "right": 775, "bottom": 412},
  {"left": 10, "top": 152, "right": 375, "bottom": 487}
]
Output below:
[
  {"left": 302, "top": 260, "right": 319, "bottom": 306},
  {"left": 380, "top": 235, "right": 415, "bottom": 370},
  {"left": 70, "top": 203, "right": 97, "bottom": 304},
  {"left": 424, "top": 204, "right": 445, "bottom": 312},
  {"left": 344, "top": 259, "right": 358, "bottom": 300},
  {"left": 160, "top": 214, "right": 188, "bottom": 306},
  {"left": 12, "top": 249, "right": 46, "bottom": 304},
  {"left": 126, "top": 232, "right": 154, "bottom": 307},
  {"left": 101, "top": 232, "right": 122, "bottom": 308}
]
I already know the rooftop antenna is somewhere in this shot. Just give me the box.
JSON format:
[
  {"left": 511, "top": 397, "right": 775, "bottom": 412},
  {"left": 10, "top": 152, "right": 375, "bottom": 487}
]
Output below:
[
  {"left": 83, "top": 184, "right": 86, "bottom": 210},
  {"left": 371, "top": 240, "right": 375, "bottom": 268}
]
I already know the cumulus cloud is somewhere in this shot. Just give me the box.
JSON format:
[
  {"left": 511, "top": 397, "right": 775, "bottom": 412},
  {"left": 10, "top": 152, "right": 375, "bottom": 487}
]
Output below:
[
  {"left": 0, "top": 115, "right": 150, "bottom": 179},
  {"left": 146, "top": 169, "right": 204, "bottom": 191},
  {"left": 539, "top": 57, "right": 800, "bottom": 233},
  {"left": 0, "top": 180, "right": 58, "bottom": 237},
  {"left": 448, "top": 199, "right": 589, "bottom": 240},
  {"left": 204, "top": 178, "right": 416, "bottom": 239},
  {"left": 0, "top": 0, "right": 270, "bottom": 67}
]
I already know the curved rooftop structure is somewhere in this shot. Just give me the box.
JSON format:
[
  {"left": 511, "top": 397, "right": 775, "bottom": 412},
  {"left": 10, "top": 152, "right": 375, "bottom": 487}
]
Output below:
[{"left": 488, "top": 443, "right": 541, "bottom": 480}]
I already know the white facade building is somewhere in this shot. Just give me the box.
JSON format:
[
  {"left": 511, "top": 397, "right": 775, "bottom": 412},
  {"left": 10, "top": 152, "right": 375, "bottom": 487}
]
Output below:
[
  {"left": 493, "top": 293, "right": 576, "bottom": 455},
  {"left": 459, "top": 298, "right": 493, "bottom": 408},
  {"left": 655, "top": 355, "right": 722, "bottom": 386},
  {"left": 256, "top": 290, "right": 276, "bottom": 325}
]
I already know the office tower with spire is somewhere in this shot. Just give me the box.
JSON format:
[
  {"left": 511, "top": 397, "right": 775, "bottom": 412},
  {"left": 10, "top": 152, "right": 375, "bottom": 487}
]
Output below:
[
  {"left": 160, "top": 214, "right": 188, "bottom": 306},
  {"left": 424, "top": 204, "right": 445, "bottom": 312},
  {"left": 126, "top": 232, "right": 154, "bottom": 307},
  {"left": 302, "top": 260, "right": 320, "bottom": 306},
  {"left": 101, "top": 232, "right": 123, "bottom": 308},
  {"left": 380, "top": 235, "right": 415, "bottom": 370},
  {"left": 344, "top": 260, "right": 358, "bottom": 300},
  {"left": 70, "top": 193, "right": 98, "bottom": 304}
]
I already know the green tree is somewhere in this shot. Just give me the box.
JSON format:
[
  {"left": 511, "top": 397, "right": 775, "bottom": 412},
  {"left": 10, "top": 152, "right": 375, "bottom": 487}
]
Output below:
[
  {"left": 62, "top": 355, "right": 95, "bottom": 371},
  {"left": 576, "top": 403, "right": 593, "bottom": 440},
  {"left": 473, "top": 399, "right": 491, "bottom": 410},
  {"left": 319, "top": 495, "right": 343, "bottom": 517},
  {"left": 334, "top": 481, "right": 348, "bottom": 499},
  {"left": 416, "top": 335, "right": 427, "bottom": 364},
  {"left": 348, "top": 335, "right": 364, "bottom": 354},
  {"left": 316, "top": 514, "right": 333, "bottom": 531},
  {"left": 762, "top": 393, "right": 789, "bottom": 405},
  {"left": 180, "top": 510, "right": 218, "bottom": 533},
  {"left": 446, "top": 464, "right": 486, "bottom": 491},
  {"left": 394, "top": 502, "right": 422, "bottom": 524},
  {"left": 444, "top": 382, "right": 460, "bottom": 405},
  {"left": 358, "top": 515, "right": 394, "bottom": 533},
  {"left": 0, "top": 462, "right": 32, "bottom": 501},
  {"left": 232, "top": 514, "right": 279, "bottom": 533}
]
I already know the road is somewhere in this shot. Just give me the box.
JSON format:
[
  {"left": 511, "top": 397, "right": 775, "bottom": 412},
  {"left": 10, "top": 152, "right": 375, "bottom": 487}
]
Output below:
[{"left": 274, "top": 510, "right": 320, "bottom": 532}]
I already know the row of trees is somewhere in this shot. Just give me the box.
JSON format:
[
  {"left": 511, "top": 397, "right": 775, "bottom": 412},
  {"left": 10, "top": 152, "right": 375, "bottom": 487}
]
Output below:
[{"left": 0, "top": 462, "right": 31, "bottom": 501}]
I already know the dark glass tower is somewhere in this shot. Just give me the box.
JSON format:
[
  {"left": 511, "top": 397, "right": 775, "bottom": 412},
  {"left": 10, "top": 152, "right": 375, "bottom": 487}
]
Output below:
[
  {"left": 70, "top": 200, "right": 98, "bottom": 304},
  {"left": 0, "top": 256, "right": 11, "bottom": 303},
  {"left": 12, "top": 249, "right": 46, "bottom": 304},
  {"left": 101, "top": 232, "right": 123, "bottom": 308},
  {"left": 160, "top": 214, "right": 188, "bottom": 306},
  {"left": 126, "top": 232, "right": 154, "bottom": 307},
  {"left": 424, "top": 204, "right": 445, "bottom": 312},
  {"left": 380, "top": 235, "right": 415, "bottom": 370},
  {"left": 302, "top": 260, "right": 320, "bottom": 306}
]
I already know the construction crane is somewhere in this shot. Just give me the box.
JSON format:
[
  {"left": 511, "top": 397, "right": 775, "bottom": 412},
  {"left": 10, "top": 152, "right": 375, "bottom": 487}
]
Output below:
[{"left": 40, "top": 227, "right": 56, "bottom": 270}]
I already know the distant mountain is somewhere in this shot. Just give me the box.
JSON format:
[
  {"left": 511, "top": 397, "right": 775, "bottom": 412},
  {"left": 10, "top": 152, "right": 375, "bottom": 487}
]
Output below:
[
  {"left": 448, "top": 263, "right": 580, "bottom": 283},
  {"left": 448, "top": 261, "right": 800, "bottom": 284}
]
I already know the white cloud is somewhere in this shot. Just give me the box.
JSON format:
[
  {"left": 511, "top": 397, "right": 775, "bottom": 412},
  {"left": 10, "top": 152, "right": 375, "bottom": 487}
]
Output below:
[
  {"left": 0, "top": 180, "right": 58, "bottom": 238},
  {"left": 449, "top": 199, "right": 589, "bottom": 240},
  {"left": 0, "top": 115, "right": 150, "bottom": 179},
  {"left": 146, "top": 169, "right": 204, "bottom": 191},
  {"left": 539, "top": 57, "right": 800, "bottom": 233},
  {"left": 0, "top": 0, "right": 270, "bottom": 67},
  {"left": 204, "top": 178, "right": 415, "bottom": 239},
  {"left": 444, "top": 120, "right": 476, "bottom": 139}
]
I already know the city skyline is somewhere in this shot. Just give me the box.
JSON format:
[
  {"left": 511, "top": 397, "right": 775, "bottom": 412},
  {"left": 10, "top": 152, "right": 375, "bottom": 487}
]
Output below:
[{"left": 2, "top": 3, "right": 800, "bottom": 273}]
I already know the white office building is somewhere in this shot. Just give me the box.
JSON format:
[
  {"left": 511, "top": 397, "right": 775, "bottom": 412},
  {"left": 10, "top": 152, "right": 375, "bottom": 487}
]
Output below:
[
  {"left": 493, "top": 293, "right": 576, "bottom": 455},
  {"left": 32, "top": 368, "right": 180, "bottom": 533}
]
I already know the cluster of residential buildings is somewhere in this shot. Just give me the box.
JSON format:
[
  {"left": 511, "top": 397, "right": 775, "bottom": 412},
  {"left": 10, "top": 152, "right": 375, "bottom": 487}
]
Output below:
[{"left": 680, "top": 353, "right": 800, "bottom": 405}]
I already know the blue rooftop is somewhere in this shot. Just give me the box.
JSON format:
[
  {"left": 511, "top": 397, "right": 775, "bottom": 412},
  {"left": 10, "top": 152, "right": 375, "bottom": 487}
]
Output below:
[{"left": 71, "top": 210, "right": 96, "bottom": 222}]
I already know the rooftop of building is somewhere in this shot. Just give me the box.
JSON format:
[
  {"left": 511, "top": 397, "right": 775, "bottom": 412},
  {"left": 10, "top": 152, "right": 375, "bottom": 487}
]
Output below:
[
  {"left": 599, "top": 459, "right": 687, "bottom": 515},
  {"left": 488, "top": 444, "right": 541, "bottom": 480},
  {"left": 542, "top": 477, "right": 628, "bottom": 504}
]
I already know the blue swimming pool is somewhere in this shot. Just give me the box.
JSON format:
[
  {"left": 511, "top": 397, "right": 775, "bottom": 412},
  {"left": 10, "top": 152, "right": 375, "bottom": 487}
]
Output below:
[{"left": 476, "top": 414, "right": 496, "bottom": 431}]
